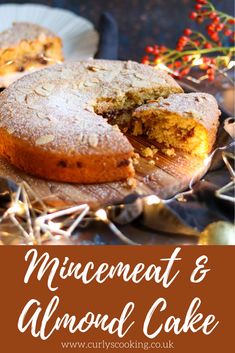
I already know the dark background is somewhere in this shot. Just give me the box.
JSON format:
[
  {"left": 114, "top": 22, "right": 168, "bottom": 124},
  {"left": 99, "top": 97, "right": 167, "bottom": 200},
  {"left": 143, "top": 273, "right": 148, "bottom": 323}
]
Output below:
[{"left": 0, "top": 0, "right": 233, "bottom": 60}]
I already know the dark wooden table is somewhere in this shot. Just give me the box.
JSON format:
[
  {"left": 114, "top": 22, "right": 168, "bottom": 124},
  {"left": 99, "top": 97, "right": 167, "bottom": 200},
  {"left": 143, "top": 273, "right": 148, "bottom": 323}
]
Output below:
[{"left": 0, "top": 0, "right": 233, "bottom": 61}]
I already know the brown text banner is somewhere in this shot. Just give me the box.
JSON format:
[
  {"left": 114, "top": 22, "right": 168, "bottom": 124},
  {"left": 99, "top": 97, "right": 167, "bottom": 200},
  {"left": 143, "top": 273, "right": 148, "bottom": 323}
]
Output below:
[{"left": 0, "top": 246, "right": 234, "bottom": 353}]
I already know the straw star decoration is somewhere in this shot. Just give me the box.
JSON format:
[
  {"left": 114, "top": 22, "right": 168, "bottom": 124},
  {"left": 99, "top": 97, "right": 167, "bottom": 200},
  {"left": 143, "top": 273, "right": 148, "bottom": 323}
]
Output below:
[{"left": 215, "top": 151, "right": 235, "bottom": 203}]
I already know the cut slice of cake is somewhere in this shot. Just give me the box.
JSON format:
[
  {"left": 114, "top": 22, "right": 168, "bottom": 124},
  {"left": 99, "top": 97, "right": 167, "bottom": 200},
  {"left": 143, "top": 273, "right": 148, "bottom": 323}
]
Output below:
[
  {"left": 0, "top": 22, "right": 63, "bottom": 87},
  {"left": 133, "top": 93, "right": 220, "bottom": 157}
]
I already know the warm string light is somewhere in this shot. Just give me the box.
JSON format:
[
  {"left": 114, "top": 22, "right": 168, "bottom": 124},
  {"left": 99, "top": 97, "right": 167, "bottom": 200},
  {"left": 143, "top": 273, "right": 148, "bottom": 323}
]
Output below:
[{"left": 215, "top": 151, "right": 235, "bottom": 202}]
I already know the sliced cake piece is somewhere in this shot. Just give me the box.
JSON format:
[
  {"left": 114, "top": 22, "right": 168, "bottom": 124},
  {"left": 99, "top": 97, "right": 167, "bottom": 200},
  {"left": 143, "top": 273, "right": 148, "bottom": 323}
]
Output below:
[
  {"left": 133, "top": 93, "right": 220, "bottom": 157},
  {"left": 0, "top": 22, "right": 63, "bottom": 87}
]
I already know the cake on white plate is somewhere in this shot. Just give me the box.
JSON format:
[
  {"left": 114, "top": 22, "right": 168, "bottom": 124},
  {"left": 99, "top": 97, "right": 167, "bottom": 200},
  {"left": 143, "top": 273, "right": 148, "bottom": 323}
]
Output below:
[{"left": 0, "top": 22, "right": 63, "bottom": 88}]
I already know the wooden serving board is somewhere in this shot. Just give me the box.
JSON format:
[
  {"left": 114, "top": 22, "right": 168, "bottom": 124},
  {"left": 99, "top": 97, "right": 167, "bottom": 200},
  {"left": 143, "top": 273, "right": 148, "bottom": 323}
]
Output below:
[{"left": 0, "top": 134, "right": 210, "bottom": 209}]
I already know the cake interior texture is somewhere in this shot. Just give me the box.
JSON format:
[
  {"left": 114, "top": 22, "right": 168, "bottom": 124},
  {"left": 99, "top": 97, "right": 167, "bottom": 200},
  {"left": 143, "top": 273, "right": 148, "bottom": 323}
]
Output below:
[
  {"left": 132, "top": 110, "right": 209, "bottom": 156},
  {"left": 96, "top": 87, "right": 173, "bottom": 130}
]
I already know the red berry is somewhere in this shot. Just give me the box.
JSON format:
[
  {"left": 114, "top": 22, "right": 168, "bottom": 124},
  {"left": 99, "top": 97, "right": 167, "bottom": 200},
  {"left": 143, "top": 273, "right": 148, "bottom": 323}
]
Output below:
[
  {"left": 180, "top": 35, "right": 189, "bottom": 42},
  {"left": 174, "top": 61, "right": 182, "bottom": 68},
  {"left": 145, "top": 46, "right": 154, "bottom": 53},
  {"left": 159, "top": 45, "right": 167, "bottom": 53},
  {"left": 183, "top": 55, "right": 190, "bottom": 62},
  {"left": 212, "top": 16, "right": 220, "bottom": 24},
  {"left": 176, "top": 45, "right": 183, "bottom": 51},
  {"left": 208, "top": 74, "right": 215, "bottom": 81},
  {"left": 207, "top": 68, "right": 214, "bottom": 74},
  {"left": 142, "top": 56, "right": 149, "bottom": 65},
  {"left": 189, "top": 11, "right": 197, "bottom": 20},
  {"left": 224, "top": 29, "right": 232, "bottom": 36},
  {"left": 183, "top": 28, "right": 192, "bottom": 36},
  {"left": 203, "top": 57, "right": 209, "bottom": 63},
  {"left": 205, "top": 42, "right": 212, "bottom": 49},
  {"left": 153, "top": 47, "right": 159, "bottom": 55},
  {"left": 195, "top": 4, "right": 202, "bottom": 10},
  {"left": 216, "top": 23, "right": 224, "bottom": 31},
  {"left": 209, "top": 12, "right": 217, "bottom": 19},
  {"left": 207, "top": 68, "right": 215, "bottom": 81},
  {"left": 211, "top": 32, "right": 219, "bottom": 42},
  {"left": 180, "top": 68, "right": 190, "bottom": 76},
  {"left": 196, "top": 0, "right": 207, "bottom": 4},
  {"left": 207, "top": 24, "right": 215, "bottom": 34},
  {"left": 228, "top": 19, "right": 235, "bottom": 25},
  {"left": 193, "top": 40, "right": 200, "bottom": 46},
  {"left": 197, "top": 16, "right": 204, "bottom": 24}
]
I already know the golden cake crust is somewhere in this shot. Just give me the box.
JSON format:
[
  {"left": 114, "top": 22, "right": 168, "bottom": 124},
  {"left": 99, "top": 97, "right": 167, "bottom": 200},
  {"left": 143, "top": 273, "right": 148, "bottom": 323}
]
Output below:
[{"left": 0, "top": 59, "right": 182, "bottom": 183}]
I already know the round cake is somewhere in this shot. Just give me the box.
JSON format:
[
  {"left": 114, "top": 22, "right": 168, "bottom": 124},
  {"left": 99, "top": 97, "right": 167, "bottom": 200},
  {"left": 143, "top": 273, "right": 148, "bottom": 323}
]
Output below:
[{"left": 0, "top": 59, "right": 182, "bottom": 184}]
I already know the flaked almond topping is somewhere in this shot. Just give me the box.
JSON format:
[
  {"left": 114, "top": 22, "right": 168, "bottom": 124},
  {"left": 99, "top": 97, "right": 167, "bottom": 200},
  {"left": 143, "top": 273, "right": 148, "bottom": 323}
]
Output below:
[
  {"left": 35, "top": 134, "right": 55, "bottom": 145},
  {"left": 83, "top": 81, "right": 97, "bottom": 87},
  {"left": 85, "top": 106, "right": 94, "bottom": 113},
  {"left": 88, "top": 133, "right": 99, "bottom": 147},
  {"left": 78, "top": 81, "right": 84, "bottom": 89},
  {"left": 125, "top": 61, "right": 133, "bottom": 70},
  {"left": 7, "top": 127, "right": 15, "bottom": 134},
  {"left": 34, "top": 86, "right": 51, "bottom": 97},
  {"left": 25, "top": 95, "right": 37, "bottom": 109},
  {"left": 36, "top": 111, "right": 47, "bottom": 119},
  {"left": 77, "top": 133, "right": 84, "bottom": 143},
  {"left": 36, "top": 112, "right": 51, "bottom": 121},
  {"left": 87, "top": 65, "right": 100, "bottom": 72},
  {"left": 134, "top": 72, "right": 145, "bottom": 80},
  {"left": 131, "top": 80, "right": 145, "bottom": 88},
  {"left": 42, "top": 83, "right": 55, "bottom": 92}
]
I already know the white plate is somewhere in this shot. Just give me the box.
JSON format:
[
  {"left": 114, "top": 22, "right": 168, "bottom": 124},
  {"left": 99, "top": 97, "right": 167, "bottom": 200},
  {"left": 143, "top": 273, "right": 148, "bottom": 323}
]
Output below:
[{"left": 0, "top": 3, "right": 99, "bottom": 60}]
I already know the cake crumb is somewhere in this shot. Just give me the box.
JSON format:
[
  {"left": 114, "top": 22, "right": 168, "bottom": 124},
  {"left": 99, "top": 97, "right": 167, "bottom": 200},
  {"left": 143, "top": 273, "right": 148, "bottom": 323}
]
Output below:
[
  {"left": 126, "top": 177, "right": 136, "bottom": 189},
  {"left": 148, "top": 159, "right": 155, "bottom": 165},
  {"left": 162, "top": 148, "right": 176, "bottom": 157},
  {"left": 132, "top": 152, "right": 140, "bottom": 165},
  {"left": 141, "top": 147, "right": 154, "bottom": 158}
]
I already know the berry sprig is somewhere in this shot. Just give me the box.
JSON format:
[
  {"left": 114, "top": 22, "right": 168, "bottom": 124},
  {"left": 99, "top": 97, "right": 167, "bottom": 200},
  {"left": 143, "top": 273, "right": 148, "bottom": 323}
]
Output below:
[{"left": 142, "top": 0, "right": 235, "bottom": 81}]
